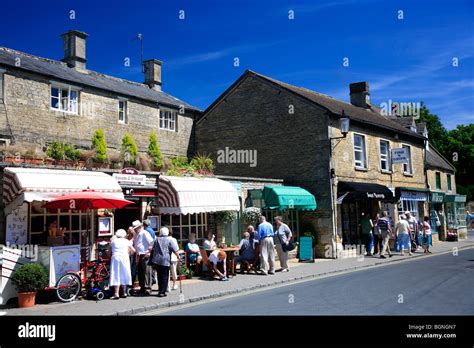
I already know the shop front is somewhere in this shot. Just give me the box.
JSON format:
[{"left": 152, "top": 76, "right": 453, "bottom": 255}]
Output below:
[
  {"left": 395, "top": 188, "right": 429, "bottom": 223},
  {"left": 429, "top": 191, "right": 446, "bottom": 240},
  {"left": 1, "top": 167, "right": 125, "bottom": 304},
  {"left": 245, "top": 185, "right": 317, "bottom": 238},
  {"left": 156, "top": 175, "right": 241, "bottom": 242},
  {"left": 337, "top": 181, "right": 396, "bottom": 246},
  {"left": 444, "top": 194, "right": 468, "bottom": 240}
]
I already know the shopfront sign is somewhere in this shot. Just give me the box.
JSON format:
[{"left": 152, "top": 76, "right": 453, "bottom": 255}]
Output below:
[
  {"left": 400, "top": 191, "right": 427, "bottom": 201},
  {"left": 391, "top": 148, "right": 409, "bottom": 164},
  {"left": 113, "top": 168, "right": 146, "bottom": 186},
  {"left": 366, "top": 192, "right": 386, "bottom": 199},
  {"left": 430, "top": 192, "right": 445, "bottom": 203}
]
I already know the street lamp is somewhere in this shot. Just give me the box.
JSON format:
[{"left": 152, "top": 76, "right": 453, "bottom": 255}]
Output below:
[{"left": 331, "top": 110, "right": 350, "bottom": 139}]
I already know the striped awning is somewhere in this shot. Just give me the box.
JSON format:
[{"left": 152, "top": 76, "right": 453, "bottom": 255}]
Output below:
[
  {"left": 3, "top": 167, "right": 124, "bottom": 215},
  {"left": 158, "top": 175, "right": 240, "bottom": 215}
]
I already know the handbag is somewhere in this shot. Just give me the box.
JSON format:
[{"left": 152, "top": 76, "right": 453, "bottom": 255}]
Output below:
[{"left": 276, "top": 231, "right": 296, "bottom": 252}]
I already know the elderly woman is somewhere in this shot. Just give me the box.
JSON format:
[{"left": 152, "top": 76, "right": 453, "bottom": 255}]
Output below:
[
  {"left": 110, "top": 229, "right": 135, "bottom": 299},
  {"left": 186, "top": 233, "right": 202, "bottom": 265},
  {"left": 149, "top": 227, "right": 179, "bottom": 297},
  {"left": 202, "top": 230, "right": 217, "bottom": 250}
]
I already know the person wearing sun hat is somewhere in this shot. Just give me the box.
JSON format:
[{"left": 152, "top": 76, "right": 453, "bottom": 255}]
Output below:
[
  {"left": 132, "top": 220, "right": 153, "bottom": 295},
  {"left": 110, "top": 229, "right": 136, "bottom": 299}
]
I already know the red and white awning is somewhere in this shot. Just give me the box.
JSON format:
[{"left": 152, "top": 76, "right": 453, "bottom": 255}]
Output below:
[
  {"left": 3, "top": 167, "right": 124, "bottom": 215},
  {"left": 158, "top": 175, "right": 240, "bottom": 215}
]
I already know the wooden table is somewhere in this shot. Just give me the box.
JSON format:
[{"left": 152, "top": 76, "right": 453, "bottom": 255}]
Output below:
[{"left": 203, "top": 247, "right": 239, "bottom": 276}]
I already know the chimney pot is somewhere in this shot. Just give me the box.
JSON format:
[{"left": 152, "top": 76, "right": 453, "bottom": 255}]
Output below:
[
  {"left": 350, "top": 81, "right": 370, "bottom": 108},
  {"left": 144, "top": 59, "right": 162, "bottom": 91},
  {"left": 61, "top": 30, "right": 88, "bottom": 69}
]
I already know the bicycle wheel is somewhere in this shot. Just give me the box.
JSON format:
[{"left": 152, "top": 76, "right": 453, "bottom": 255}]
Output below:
[
  {"left": 95, "top": 265, "right": 109, "bottom": 289},
  {"left": 55, "top": 273, "right": 81, "bottom": 303}
]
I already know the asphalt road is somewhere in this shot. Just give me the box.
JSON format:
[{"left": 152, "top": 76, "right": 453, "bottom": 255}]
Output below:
[{"left": 147, "top": 248, "right": 474, "bottom": 315}]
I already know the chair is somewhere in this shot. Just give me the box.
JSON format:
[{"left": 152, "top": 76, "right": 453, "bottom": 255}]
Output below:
[
  {"left": 185, "top": 241, "right": 201, "bottom": 276},
  {"left": 199, "top": 246, "right": 216, "bottom": 279}
]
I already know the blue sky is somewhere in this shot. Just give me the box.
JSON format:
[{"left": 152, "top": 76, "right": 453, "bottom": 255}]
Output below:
[{"left": 1, "top": 0, "right": 473, "bottom": 129}]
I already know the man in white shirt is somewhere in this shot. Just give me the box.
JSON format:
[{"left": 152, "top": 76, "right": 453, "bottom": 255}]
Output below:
[{"left": 132, "top": 220, "right": 153, "bottom": 295}]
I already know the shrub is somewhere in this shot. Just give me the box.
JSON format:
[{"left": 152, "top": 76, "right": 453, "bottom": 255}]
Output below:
[
  {"left": 91, "top": 129, "right": 107, "bottom": 163},
  {"left": 121, "top": 134, "right": 138, "bottom": 165},
  {"left": 190, "top": 152, "right": 214, "bottom": 174},
  {"left": 147, "top": 132, "right": 163, "bottom": 169},
  {"left": 11, "top": 263, "right": 48, "bottom": 293},
  {"left": 46, "top": 141, "right": 66, "bottom": 160},
  {"left": 46, "top": 142, "right": 80, "bottom": 161}
]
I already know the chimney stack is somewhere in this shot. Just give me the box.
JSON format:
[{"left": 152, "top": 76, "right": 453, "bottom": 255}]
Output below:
[
  {"left": 61, "top": 30, "right": 88, "bottom": 69},
  {"left": 143, "top": 59, "right": 162, "bottom": 91},
  {"left": 350, "top": 81, "right": 370, "bottom": 108}
]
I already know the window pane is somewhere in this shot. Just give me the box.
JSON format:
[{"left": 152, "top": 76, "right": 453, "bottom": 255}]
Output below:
[{"left": 51, "top": 87, "right": 59, "bottom": 97}]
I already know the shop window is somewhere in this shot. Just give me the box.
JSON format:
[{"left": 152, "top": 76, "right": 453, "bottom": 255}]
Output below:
[
  {"left": 447, "top": 174, "right": 452, "bottom": 191},
  {"left": 446, "top": 202, "right": 466, "bottom": 228},
  {"left": 435, "top": 172, "right": 441, "bottom": 190},
  {"left": 353, "top": 134, "right": 367, "bottom": 169},
  {"left": 402, "top": 145, "right": 412, "bottom": 175},
  {"left": 29, "top": 203, "right": 88, "bottom": 245},
  {"left": 51, "top": 84, "right": 79, "bottom": 114},
  {"left": 380, "top": 140, "right": 390, "bottom": 172},
  {"left": 159, "top": 109, "right": 177, "bottom": 131},
  {"left": 118, "top": 99, "right": 127, "bottom": 124},
  {"left": 400, "top": 199, "right": 419, "bottom": 221},
  {"left": 158, "top": 213, "right": 207, "bottom": 241}
]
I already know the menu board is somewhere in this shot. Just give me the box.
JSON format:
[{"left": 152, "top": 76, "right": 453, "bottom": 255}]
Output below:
[
  {"left": 6, "top": 203, "right": 28, "bottom": 245},
  {"left": 299, "top": 236, "right": 314, "bottom": 262}
]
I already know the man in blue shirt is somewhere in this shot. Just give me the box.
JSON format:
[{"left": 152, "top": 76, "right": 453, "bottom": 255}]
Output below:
[
  {"left": 143, "top": 219, "right": 156, "bottom": 239},
  {"left": 257, "top": 216, "right": 275, "bottom": 275}
]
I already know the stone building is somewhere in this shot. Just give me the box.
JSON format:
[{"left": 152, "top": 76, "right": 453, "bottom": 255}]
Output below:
[
  {"left": 195, "top": 70, "right": 429, "bottom": 257},
  {"left": 0, "top": 30, "right": 200, "bottom": 156}
]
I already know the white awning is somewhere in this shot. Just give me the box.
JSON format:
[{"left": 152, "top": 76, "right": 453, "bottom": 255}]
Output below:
[
  {"left": 3, "top": 167, "right": 124, "bottom": 215},
  {"left": 158, "top": 175, "right": 240, "bottom": 215}
]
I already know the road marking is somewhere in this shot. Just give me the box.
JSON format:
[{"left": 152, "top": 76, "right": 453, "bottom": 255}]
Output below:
[{"left": 142, "top": 245, "right": 474, "bottom": 315}]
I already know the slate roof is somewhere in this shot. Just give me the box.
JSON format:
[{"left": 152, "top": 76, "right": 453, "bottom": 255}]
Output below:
[
  {"left": 426, "top": 144, "right": 456, "bottom": 172},
  {"left": 203, "top": 70, "right": 426, "bottom": 140},
  {"left": 0, "top": 47, "right": 200, "bottom": 112}
]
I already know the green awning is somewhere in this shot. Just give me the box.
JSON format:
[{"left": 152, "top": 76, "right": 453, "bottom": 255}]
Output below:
[
  {"left": 262, "top": 185, "right": 317, "bottom": 211},
  {"left": 444, "top": 194, "right": 467, "bottom": 203}
]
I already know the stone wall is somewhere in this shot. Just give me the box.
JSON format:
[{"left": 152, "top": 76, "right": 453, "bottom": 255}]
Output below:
[
  {"left": 1, "top": 68, "right": 196, "bottom": 157},
  {"left": 427, "top": 169, "right": 456, "bottom": 194}
]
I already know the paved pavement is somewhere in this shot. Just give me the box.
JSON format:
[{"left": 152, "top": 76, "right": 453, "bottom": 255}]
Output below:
[
  {"left": 148, "top": 248, "right": 474, "bottom": 315},
  {"left": 3, "top": 232, "right": 473, "bottom": 316}
]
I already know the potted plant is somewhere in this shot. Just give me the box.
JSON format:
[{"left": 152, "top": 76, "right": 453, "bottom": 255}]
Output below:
[
  {"left": 11, "top": 263, "right": 48, "bottom": 308},
  {"left": 177, "top": 264, "right": 192, "bottom": 280}
]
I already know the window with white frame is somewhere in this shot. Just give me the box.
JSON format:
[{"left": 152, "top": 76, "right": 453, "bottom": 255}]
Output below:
[
  {"left": 118, "top": 99, "right": 127, "bottom": 124},
  {"left": 51, "top": 84, "right": 79, "bottom": 114},
  {"left": 402, "top": 145, "right": 413, "bottom": 175},
  {"left": 159, "top": 109, "right": 177, "bottom": 131},
  {"left": 353, "top": 134, "right": 367, "bottom": 169},
  {"left": 380, "top": 140, "right": 390, "bottom": 172}
]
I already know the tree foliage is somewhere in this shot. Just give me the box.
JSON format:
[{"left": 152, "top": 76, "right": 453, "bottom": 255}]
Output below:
[{"left": 417, "top": 104, "right": 473, "bottom": 199}]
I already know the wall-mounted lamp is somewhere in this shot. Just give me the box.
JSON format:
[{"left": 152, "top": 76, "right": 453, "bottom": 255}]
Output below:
[{"left": 331, "top": 110, "right": 350, "bottom": 140}]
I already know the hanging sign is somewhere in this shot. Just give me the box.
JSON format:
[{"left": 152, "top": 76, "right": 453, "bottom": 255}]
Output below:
[{"left": 391, "top": 148, "right": 409, "bottom": 164}]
